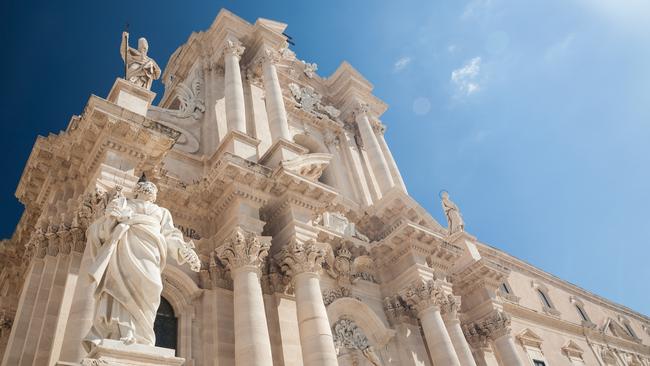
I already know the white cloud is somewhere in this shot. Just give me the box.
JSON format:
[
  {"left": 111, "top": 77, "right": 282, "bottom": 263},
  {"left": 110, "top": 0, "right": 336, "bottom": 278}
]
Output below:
[
  {"left": 451, "top": 57, "right": 482, "bottom": 96},
  {"left": 394, "top": 56, "right": 412, "bottom": 71},
  {"left": 447, "top": 44, "right": 458, "bottom": 53}
]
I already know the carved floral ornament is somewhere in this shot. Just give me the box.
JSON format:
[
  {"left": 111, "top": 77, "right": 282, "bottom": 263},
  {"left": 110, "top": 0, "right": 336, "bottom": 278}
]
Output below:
[
  {"left": 332, "top": 318, "right": 383, "bottom": 366},
  {"left": 463, "top": 311, "right": 512, "bottom": 344},
  {"left": 277, "top": 239, "right": 326, "bottom": 278},
  {"left": 401, "top": 279, "right": 453, "bottom": 314},
  {"left": 216, "top": 228, "right": 271, "bottom": 273},
  {"left": 288, "top": 83, "right": 341, "bottom": 120},
  {"left": 223, "top": 39, "right": 245, "bottom": 59}
]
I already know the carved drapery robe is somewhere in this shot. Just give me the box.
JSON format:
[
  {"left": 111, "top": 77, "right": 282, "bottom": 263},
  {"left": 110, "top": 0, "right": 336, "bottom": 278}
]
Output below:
[
  {"left": 120, "top": 46, "right": 161, "bottom": 90},
  {"left": 83, "top": 196, "right": 194, "bottom": 350},
  {"left": 442, "top": 196, "right": 464, "bottom": 233}
]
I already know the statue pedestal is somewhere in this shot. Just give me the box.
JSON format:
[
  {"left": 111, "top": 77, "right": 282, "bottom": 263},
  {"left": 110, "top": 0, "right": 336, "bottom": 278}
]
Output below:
[
  {"left": 213, "top": 130, "right": 261, "bottom": 162},
  {"left": 107, "top": 78, "right": 156, "bottom": 116},
  {"left": 78, "top": 340, "right": 184, "bottom": 366}
]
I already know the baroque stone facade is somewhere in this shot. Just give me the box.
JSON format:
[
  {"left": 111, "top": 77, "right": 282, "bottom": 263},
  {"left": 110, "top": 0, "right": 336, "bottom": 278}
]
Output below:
[{"left": 1, "top": 9, "right": 649, "bottom": 366}]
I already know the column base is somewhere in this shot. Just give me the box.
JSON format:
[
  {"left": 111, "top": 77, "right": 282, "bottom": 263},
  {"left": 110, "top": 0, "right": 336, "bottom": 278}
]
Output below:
[
  {"left": 107, "top": 78, "right": 156, "bottom": 116},
  {"left": 215, "top": 130, "right": 261, "bottom": 162},
  {"left": 259, "top": 138, "right": 308, "bottom": 167},
  {"left": 65, "top": 340, "right": 185, "bottom": 366}
]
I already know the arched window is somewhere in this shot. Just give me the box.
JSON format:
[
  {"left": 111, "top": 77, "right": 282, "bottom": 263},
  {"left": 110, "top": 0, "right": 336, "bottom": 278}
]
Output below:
[
  {"left": 154, "top": 296, "right": 178, "bottom": 354},
  {"left": 537, "top": 289, "right": 552, "bottom": 309},
  {"left": 576, "top": 304, "right": 589, "bottom": 322}
]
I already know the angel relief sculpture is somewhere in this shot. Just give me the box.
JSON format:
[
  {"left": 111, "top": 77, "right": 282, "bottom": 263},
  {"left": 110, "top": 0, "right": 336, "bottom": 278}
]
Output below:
[{"left": 82, "top": 174, "right": 201, "bottom": 350}]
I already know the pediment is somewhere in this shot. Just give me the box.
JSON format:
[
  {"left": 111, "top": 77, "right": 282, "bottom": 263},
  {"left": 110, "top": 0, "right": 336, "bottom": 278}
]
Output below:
[
  {"left": 602, "top": 318, "right": 637, "bottom": 342},
  {"left": 562, "top": 340, "right": 584, "bottom": 358},
  {"left": 517, "top": 328, "right": 544, "bottom": 348}
]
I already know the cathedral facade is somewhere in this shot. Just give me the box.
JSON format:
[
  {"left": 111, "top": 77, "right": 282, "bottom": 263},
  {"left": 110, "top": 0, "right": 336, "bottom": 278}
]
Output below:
[{"left": 1, "top": 9, "right": 649, "bottom": 366}]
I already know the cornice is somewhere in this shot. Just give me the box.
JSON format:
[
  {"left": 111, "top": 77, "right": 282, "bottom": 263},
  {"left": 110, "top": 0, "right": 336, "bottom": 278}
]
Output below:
[
  {"left": 478, "top": 243, "right": 650, "bottom": 324},
  {"left": 504, "top": 301, "right": 650, "bottom": 354}
]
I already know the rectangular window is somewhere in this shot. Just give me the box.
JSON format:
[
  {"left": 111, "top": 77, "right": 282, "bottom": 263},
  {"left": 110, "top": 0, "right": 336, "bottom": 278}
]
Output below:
[
  {"left": 501, "top": 283, "right": 511, "bottom": 294},
  {"left": 533, "top": 360, "right": 546, "bottom": 366},
  {"left": 576, "top": 305, "right": 588, "bottom": 322},
  {"left": 537, "top": 289, "right": 552, "bottom": 308},
  {"left": 624, "top": 323, "right": 636, "bottom": 338}
]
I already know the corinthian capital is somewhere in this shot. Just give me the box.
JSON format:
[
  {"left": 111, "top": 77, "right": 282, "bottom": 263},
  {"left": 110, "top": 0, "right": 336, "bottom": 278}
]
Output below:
[
  {"left": 277, "top": 239, "right": 326, "bottom": 278},
  {"left": 216, "top": 228, "right": 271, "bottom": 274},
  {"left": 402, "top": 280, "right": 447, "bottom": 314},
  {"left": 259, "top": 47, "right": 281, "bottom": 65},
  {"left": 463, "top": 311, "right": 512, "bottom": 343},
  {"left": 439, "top": 293, "right": 460, "bottom": 316},
  {"left": 354, "top": 101, "right": 370, "bottom": 116},
  {"left": 223, "top": 39, "right": 245, "bottom": 59}
]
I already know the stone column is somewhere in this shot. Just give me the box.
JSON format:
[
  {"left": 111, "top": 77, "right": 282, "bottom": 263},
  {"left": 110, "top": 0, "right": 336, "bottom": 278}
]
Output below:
[
  {"left": 353, "top": 102, "right": 394, "bottom": 194},
  {"left": 403, "top": 280, "right": 461, "bottom": 366},
  {"left": 375, "top": 125, "right": 407, "bottom": 193},
  {"left": 259, "top": 48, "right": 290, "bottom": 141},
  {"left": 216, "top": 228, "right": 273, "bottom": 366},
  {"left": 278, "top": 240, "right": 338, "bottom": 366},
  {"left": 464, "top": 311, "right": 526, "bottom": 366},
  {"left": 440, "top": 296, "right": 477, "bottom": 366},
  {"left": 223, "top": 40, "right": 247, "bottom": 134},
  {"left": 493, "top": 333, "right": 524, "bottom": 366}
]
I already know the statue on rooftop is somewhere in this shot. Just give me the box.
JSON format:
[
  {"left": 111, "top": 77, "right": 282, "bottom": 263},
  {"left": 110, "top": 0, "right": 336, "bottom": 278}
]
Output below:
[
  {"left": 83, "top": 174, "right": 201, "bottom": 350},
  {"left": 120, "top": 31, "right": 161, "bottom": 90},
  {"left": 441, "top": 191, "right": 464, "bottom": 234}
]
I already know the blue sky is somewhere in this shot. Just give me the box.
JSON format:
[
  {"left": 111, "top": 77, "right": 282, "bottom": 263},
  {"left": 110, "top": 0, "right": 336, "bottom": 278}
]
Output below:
[{"left": 1, "top": 1, "right": 649, "bottom": 314}]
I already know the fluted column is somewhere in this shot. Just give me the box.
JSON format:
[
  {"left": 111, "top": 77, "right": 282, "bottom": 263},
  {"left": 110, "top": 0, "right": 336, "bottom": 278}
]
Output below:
[
  {"left": 217, "top": 228, "right": 273, "bottom": 366},
  {"left": 440, "top": 296, "right": 477, "bottom": 366},
  {"left": 259, "top": 48, "right": 290, "bottom": 141},
  {"left": 354, "top": 102, "right": 394, "bottom": 194},
  {"left": 278, "top": 240, "right": 338, "bottom": 366},
  {"left": 403, "top": 280, "right": 461, "bottom": 366},
  {"left": 223, "top": 40, "right": 247, "bottom": 134}
]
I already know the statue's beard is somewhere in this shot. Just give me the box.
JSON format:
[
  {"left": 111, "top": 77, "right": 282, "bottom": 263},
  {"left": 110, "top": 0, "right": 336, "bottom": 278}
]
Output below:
[{"left": 135, "top": 192, "right": 156, "bottom": 202}]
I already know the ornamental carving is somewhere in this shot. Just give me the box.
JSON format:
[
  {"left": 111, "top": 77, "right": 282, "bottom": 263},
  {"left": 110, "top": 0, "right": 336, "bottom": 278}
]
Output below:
[
  {"left": 322, "top": 286, "right": 361, "bottom": 306},
  {"left": 223, "top": 39, "right": 245, "bottom": 59},
  {"left": 383, "top": 295, "right": 413, "bottom": 325},
  {"left": 438, "top": 293, "right": 460, "bottom": 316},
  {"left": 288, "top": 83, "right": 341, "bottom": 120},
  {"left": 302, "top": 61, "right": 318, "bottom": 78},
  {"left": 332, "top": 318, "right": 383, "bottom": 365},
  {"left": 463, "top": 311, "right": 512, "bottom": 344},
  {"left": 148, "top": 67, "right": 205, "bottom": 154},
  {"left": 199, "top": 252, "right": 232, "bottom": 290},
  {"left": 277, "top": 240, "right": 326, "bottom": 278},
  {"left": 402, "top": 280, "right": 447, "bottom": 313},
  {"left": 325, "top": 247, "right": 354, "bottom": 286},
  {"left": 324, "top": 246, "right": 377, "bottom": 285},
  {"left": 216, "top": 228, "right": 271, "bottom": 273}
]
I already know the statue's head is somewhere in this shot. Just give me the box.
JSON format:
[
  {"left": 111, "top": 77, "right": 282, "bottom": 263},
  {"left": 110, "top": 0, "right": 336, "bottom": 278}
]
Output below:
[
  {"left": 134, "top": 173, "right": 157, "bottom": 202},
  {"left": 138, "top": 37, "right": 149, "bottom": 55},
  {"left": 441, "top": 191, "right": 449, "bottom": 200}
]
